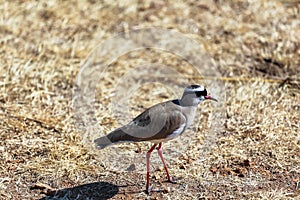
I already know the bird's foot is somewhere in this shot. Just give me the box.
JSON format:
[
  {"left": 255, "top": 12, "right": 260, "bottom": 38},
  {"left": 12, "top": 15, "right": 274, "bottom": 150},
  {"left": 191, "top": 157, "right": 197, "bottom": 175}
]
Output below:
[
  {"left": 145, "top": 186, "right": 152, "bottom": 195},
  {"left": 167, "top": 175, "right": 177, "bottom": 183}
]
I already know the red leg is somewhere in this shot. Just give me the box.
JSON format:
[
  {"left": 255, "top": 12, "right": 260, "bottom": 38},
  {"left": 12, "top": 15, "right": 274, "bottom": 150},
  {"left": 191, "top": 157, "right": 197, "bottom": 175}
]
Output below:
[
  {"left": 157, "top": 142, "right": 176, "bottom": 183},
  {"left": 146, "top": 143, "right": 157, "bottom": 194}
]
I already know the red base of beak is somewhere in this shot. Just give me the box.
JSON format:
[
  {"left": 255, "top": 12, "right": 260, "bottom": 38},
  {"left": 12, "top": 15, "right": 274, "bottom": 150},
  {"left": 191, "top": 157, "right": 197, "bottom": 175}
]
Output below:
[{"left": 205, "top": 95, "right": 218, "bottom": 102}]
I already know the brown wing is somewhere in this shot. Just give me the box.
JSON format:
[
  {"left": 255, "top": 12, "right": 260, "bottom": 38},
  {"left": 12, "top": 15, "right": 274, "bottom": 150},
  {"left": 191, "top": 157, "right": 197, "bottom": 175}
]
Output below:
[{"left": 106, "top": 101, "right": 187, "bottom": 143}]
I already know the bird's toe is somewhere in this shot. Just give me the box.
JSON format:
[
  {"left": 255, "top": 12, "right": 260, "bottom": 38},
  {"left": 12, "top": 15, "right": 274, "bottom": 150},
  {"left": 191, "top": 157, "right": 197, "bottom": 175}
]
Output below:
[
  {"left": 145, "top": 186, "right": 152, "bottom": 195},
  {"left": 168, "top": 175, "right": 182, "bottom": 184}
]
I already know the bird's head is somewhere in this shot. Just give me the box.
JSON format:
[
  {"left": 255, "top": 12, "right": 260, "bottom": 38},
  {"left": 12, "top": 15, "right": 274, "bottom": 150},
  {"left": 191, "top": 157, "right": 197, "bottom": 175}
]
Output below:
[{"left": 181, "top": 84, "right": 217, "bottom": 106}]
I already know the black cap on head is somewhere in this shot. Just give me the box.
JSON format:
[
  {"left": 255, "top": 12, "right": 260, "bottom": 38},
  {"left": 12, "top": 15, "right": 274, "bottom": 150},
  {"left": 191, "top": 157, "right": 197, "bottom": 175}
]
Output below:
[{"left": 189, "top": 84, "right": 201, "bottom": 89}]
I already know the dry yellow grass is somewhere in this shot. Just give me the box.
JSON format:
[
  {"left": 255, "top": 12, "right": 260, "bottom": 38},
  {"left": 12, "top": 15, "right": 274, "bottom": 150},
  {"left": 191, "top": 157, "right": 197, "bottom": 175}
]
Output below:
[{"left": 0, "top": 0, "right": 299, "bottom": 199}]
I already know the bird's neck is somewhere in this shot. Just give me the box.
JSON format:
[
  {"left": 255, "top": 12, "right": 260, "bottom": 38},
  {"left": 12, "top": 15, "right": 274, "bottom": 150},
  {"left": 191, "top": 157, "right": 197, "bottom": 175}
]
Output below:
[{"left": 179, "top": 96, "right": 201, "bottom": 106}]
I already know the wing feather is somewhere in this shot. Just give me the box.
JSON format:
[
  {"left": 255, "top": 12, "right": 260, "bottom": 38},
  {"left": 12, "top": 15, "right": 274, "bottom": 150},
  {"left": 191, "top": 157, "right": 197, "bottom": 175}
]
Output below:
[{"left": 95, "top": 101, "right": 187, "bottom": 148}]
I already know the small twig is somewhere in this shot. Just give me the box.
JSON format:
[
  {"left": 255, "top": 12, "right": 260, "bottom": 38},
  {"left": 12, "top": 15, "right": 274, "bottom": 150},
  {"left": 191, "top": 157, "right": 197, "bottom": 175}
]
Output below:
[
  {"left": 139, "top": 75, "right": 300, "bottom": 84},
  {"left": 30, "top": 182, "right": 56, "bottom": 195},
  {"left": 9, "top": 115, "right": 62, "bottom": 133}
]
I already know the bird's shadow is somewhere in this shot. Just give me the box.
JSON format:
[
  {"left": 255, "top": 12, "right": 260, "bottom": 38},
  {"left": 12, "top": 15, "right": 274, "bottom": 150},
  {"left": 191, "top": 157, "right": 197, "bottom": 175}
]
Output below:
[{"left": 39, "top": 181, "right": 119, "bottom": 200}]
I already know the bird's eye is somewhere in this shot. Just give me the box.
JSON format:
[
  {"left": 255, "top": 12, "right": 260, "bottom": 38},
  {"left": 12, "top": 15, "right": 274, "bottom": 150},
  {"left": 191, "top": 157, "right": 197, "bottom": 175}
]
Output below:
[{"left": 195, "top": 89, "right": 207, "bottom": 97}]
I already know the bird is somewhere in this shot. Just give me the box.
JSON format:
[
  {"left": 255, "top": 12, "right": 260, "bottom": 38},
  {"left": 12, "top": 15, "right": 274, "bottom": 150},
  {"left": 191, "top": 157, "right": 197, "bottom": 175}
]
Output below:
[{"left": 94, "top": 84, "right": 217, "bottom": 194}]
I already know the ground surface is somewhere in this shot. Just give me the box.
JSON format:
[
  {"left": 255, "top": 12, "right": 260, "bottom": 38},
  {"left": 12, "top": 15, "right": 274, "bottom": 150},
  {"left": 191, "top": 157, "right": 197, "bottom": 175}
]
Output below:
[{"left": 0, "top": 0, "right": 300, "bottom": 199}]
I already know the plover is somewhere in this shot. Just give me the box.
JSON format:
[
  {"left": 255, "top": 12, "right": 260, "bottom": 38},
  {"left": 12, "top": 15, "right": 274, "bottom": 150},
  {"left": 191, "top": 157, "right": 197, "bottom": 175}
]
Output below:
[{"left": 95, "top": 84, "right": 217, "bottom": 193}]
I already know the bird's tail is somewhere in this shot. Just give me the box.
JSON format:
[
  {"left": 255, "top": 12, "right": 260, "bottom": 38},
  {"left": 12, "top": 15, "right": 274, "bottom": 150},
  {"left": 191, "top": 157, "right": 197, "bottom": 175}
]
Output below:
[
  {"left": 94, "top": 136, "right": 113, "bottom": 149},
  {"left": 94, "top": 128, "right": 136, "bottom": 149}
]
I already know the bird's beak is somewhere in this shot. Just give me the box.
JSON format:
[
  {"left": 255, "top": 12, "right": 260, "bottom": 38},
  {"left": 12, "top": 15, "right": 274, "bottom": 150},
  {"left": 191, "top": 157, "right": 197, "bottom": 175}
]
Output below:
[{"left": 204, "top": 95, "right": 218, "bottom": 102}]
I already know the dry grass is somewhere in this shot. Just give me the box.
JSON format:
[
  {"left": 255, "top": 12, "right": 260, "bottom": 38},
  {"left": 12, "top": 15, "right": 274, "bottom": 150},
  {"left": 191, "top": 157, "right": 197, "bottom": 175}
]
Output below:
[{"left": 1, "top": 0, "right": 299, "bottom": 199}]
